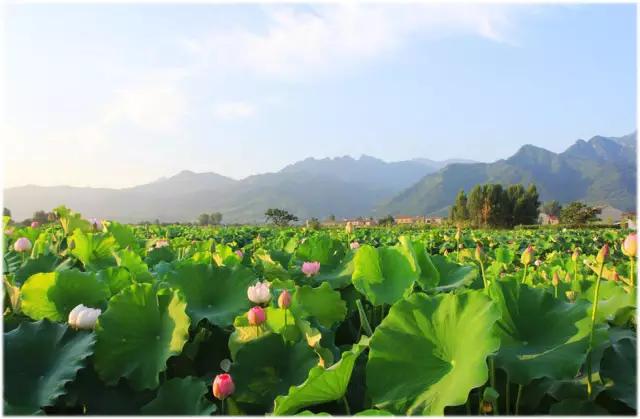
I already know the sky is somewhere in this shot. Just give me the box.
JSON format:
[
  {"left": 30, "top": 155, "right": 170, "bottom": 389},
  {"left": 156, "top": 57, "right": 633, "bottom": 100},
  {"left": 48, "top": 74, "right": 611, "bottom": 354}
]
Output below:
[{"left": 3, "top": 3, "right": 637, "bottom": 188}]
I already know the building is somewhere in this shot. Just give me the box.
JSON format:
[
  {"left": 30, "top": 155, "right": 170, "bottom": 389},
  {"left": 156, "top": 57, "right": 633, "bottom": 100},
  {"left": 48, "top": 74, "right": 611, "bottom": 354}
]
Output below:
[
  {"left": 539, "top": 213, "right": 560, "bottom": 225},
  {"left": 394, "top": 215, "right": 444, "bottom": 225}
]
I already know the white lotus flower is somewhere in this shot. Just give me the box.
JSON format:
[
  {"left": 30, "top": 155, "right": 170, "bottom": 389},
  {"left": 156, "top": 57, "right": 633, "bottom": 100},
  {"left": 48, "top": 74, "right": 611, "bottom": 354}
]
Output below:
[
  {"left": 247, "top": 281, "right": 271, "bottom": 304},
  {"left": 68, "top": 304, "right": 101, "bottom": 330}
]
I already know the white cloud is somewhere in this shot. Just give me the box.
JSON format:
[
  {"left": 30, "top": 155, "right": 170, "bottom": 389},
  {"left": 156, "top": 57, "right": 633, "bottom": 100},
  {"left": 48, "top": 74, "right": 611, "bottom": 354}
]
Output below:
[
  {"left": 212, "top": 101, "right": 256, "bottom": 120},
  {"left": 184, "top": 4, "right": 526, "bottom": 80}
]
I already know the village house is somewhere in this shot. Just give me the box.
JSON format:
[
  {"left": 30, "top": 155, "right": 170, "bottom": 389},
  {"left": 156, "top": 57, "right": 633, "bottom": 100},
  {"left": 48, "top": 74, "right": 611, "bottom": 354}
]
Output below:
[
  {"left": 394, "top": 215, "right": 444, "bottom": 225},
  {"left": 539, "top": 213, "right": 560, "bottom": 225}
]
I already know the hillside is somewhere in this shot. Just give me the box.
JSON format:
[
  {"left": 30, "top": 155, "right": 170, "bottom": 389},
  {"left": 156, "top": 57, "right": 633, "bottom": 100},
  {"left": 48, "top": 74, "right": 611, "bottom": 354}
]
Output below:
[{"left": 377, "top": 133, "right": 637, "bottom": 217}]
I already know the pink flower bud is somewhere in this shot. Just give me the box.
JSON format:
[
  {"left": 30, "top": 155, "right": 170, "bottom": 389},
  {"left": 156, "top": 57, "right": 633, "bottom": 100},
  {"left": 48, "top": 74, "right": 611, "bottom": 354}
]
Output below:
[
  {"left": 278, "top": 290, "right": 291, "bottom": 309},
  {"left": 247, "top": 306, "right": 266, "bottom": 326},
  {"left": 622, "top": 233, "right": 637, "bottom": 258},
  {"left": 212, "top": 373, "right": 235, "bottom": 400},
  {"left": 552, "top": 271, "right": 560, "bottom": 287},
  {"left": 301, "top": 261, "right": 321, "bottom": 277},
  {"left": 30, "top": 221, "right": 40, "bottom": 228},
  {"left": 521, "top": 245, "right": 534, "bottom": 266},
  {"left": 235, "top": 249, "right": 244, "bottom": 259},
  {"left": 596, "top": 243, "right": 609, "bottom": 265},
  {"left": 350, "top": 242, "right": 360, "bottom": 250},
  {"left": 14, "top": 237, "right": 32, "bottom": 253}
]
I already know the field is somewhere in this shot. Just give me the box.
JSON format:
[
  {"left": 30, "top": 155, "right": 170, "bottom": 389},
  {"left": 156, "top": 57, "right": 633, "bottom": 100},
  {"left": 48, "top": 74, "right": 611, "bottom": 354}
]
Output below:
[{"left": 2, "top": 207, "right": 637, "bottom": 415}]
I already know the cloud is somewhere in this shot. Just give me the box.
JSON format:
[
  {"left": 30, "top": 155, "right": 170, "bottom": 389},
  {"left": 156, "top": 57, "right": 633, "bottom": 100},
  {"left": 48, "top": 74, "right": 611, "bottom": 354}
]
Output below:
[
  {"left": 212, "top": 101, "right": 256, "bottom": 120},
  {"left": 184, "top": 4, "right": 526, "bottom": 80}
]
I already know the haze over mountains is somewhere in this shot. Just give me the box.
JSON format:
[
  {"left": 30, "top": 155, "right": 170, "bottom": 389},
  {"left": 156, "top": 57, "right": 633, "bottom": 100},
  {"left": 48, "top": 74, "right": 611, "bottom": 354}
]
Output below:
[{"left": 4, "top": 133, "right": 636, "bottom": 223}]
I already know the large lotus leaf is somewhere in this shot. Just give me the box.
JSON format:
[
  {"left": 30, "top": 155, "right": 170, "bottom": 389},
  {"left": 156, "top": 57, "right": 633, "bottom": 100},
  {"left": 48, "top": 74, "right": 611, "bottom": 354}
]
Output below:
[
  {"left": 575, "top": 280, "right": 635, "bottom": 325},
  {"left": 230, "top": 333, "right": 319, "bottom": 407},
  {"left": 105, "top": 221, "right": 139, "bottom": 250},
  {"left": 367, "top": 291, "right": 500, "bottom": 415},
  {"left": 21, "top": 270, "right": 110, "bottom": 321},
  {"left": 253, "top": 249, "right": 290, "bottom": 280},
  {"left": 291, "top": 282, "right": 347, "bottom": 328},
  {"left": 429, "top": 255, "right": 477, "bottom": 291},
  {"left": 489, "top": 279, "right": 593, "bottom": 385},
  {"left": 273, "top": 337, "right": 369, "bottom": 415},
  {"left": 140, "top": 377, "right": 216, "bottom": 415},
  {"left": 94, "top": 284, "right": 190, "bottom": 390},
  {"left": 97, "top": 267, "right": 133, "bottom": 296},
  {"left": 164, "top": 263, "right": 255, "bottom": 327},
  {"left": 70, "top": 229, "right": 118, "bottom": 269},
  {"left": 352, "top": 241, "right": 418, "bottom": 306},
  {"left": 4, "top": 320, "right": 95, "bottom": 414},
  {"left": 296, "top": 412, "right": 331, "bottom": 416},
  {"left": 295, "top": 234, "right": 345, "bottom": 269},
  {"left": 115, "top": 249, "right": 153, "bottom": 283},
  {"left": 212, "top": 243, "right": 242, "bottom": 266},
  {"left": 549, "top": 399, "right": 608, "bottom": 415},
  {"left": 13, "top": 253, "right": 60, "bottom": 286},
  {"left": 600, "top": 336, "right": 636, "bottom": 409},
  {"left": 354, "top": 409, "right": 393, "bottom": 416},
  {"left": 56, "top": 207, "right": 92, "bottom": 235},
  {"left": 412, "top": 241, "right": 439, "bottom": 289},
  {"left": 145, "top": 246, "right": 176, "bottom": 267},
  {"left": 312, "top": 252, "right": 355, "bottom": 289}
]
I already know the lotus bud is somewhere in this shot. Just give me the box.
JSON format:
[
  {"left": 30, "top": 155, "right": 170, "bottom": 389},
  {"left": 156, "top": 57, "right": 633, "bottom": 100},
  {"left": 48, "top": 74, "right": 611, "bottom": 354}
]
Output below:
[
  {"left": 481, "top": 400, "right": 493, "bottom": 414},
  {"left": 350, "top": 241, "right": 360, "bottom": 250},
  {"left": 301, "top": 261, "right": 321, "bottom": 277},
  {"left": 68, "top": 239, "right": 76, "bottom": 250},
  {"left": 247, "top": 282, "right": 271, "bottom": 304},
  {"left": 247, "top": 306, "right": 266, "bottom": 326},
  {"left": 455, "top": 228, "right": 461, "bottom": 242},
  {"left": 212, "top": 373, "right": 235, "bottom": 400},
  {"left": 565, "top": 290, "right": 577, "bottom": 302},
  {"left": 534, "top": 259, "right": 542, "bottom": 267},
  {"left": 345, "top": 222, "right": 354, "bottom": 234},
  {"left": 68, "top": 304, "right": 101, "bottom": 330},
  {"left": 596, "top": 243, "right": 609, "bottom": 265},
  {"left": 552, "top": 271, "right": 560, "bottom": 287},
  {"left": 622, "top": 233, "right": 637, "bottom": 258},
  {"left": 474, "top": 244, "right": 483, "bottom": 262},
  {"left": 564, "top": 272, "right": 572, "bottom": 283},
  {"left": 443, "top": 249, "right": 449, "bottom": 256},
  {"left": 14, "top": 237, "right": 32, "bottom": 253},
  {"left": 30, "top": 221, "right": 40, "bottom": 228},
  {"left": 4, "top": 227, "right": 15, "bottom": 236},
  {"left": 155, "top": 239, "right": 169, "bottom": 248},
  {"left": 571, "top": 249, "right": 580, "bottom": 262},
  {"left": 235, "top": 249, "right": 244, "bottom": 259},
  {"left": 278, "top": 290, "right": 291, "bottom": 309},
  {"left": 521, "top": 246, "right": 534, "bottom": 266}
]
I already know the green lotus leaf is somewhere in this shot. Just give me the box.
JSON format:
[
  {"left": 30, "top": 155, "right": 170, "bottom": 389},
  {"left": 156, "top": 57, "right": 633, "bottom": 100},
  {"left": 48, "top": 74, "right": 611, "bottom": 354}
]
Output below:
[
  {"left": 105, "top": 221, "right": 140, "bottom": 250},
  {"left": 273, "top": 337, "right": 369, "bottom": 415},
  {"left": 549, "top": 399, "right": 608, "bottom": 415},
  {"left": 55, "top": 206, "right": 92, "bottom": 236},
  {"left": 429, "top": 255, "right": 477, "bottom": 291},
  {"left": 600, "top": 336, "right": 636, "bottom": 409},
  {"left": 21, "top": 269, "right": 110, "bottom": 321},
  {"left": 412, "top": 241, "right": 439, "bottom": 289},
  {"left": 213, "top": 243, "right": 242, "bottom": 266},
  {"left": 489, "top": 278, "right": 593, "bottom": 385},
  {"left": 354, "top": 409, "right": 393, "bottom": 416},
  {"left": 94, "top": 283, "right": 190, "bottom": 390},
  {"left": 291, "top": 282, "right": 347, "bottom": 328},
  {"left": 97, "top": 267, "right": 133, "bottom": 296},
  {"left": 575, "top": 280, "right": 635, "bottom": 325},
  {"left": 352, "top": 240, "right": 418, "bottom": 306},
  {"left": 115, "top": 249, "right": 154, "bottom": 283},
  {"left": 13, "top": 253, "right": 59, "bottom": 286},
  {"left": 253, "top": 249, "right": 290, "bottom": 280},
  {"left": 296, "top": 411, "right": 331, "bottom": 416},
  {"left": 140, "top": 377, "right": 216, "bottom": 415},
  {"left": 70, "top": 229, "right": 118, "bottom": 270},
  {"left": 145, "top": 246, "right": 176, "bottom": 267},
  {"left": 230, "top": 333, "right": 319, "bottom": 408},
  {"left": 4, "top": 320, "right": 95, "bottom": 414},
  {"left": 312, "top": 252, "right": 354, "bottom": 289},
  {"left": 295, "top": 233, "right": 345, "bottom": 269},
  {"left": 367, "top": 291, "right": 500, "bottom": 415},
  {"left": 164, "top": 263, "right": 255, "bottom": 327}
]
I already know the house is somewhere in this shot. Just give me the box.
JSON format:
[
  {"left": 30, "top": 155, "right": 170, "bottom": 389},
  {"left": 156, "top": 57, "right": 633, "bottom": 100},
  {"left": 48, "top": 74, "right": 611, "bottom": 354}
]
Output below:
[
  {"left": 539, "top": 213, "right": 560, "bottom": 225},
  {"left": 394, "top": 215, "right": 444, "bottom": 225},
  {"left": 596, "top": 205, "right": 625, "bottom": 224},
  {"left": 342, "top": 218, "right": 377, "bottom": 227}
]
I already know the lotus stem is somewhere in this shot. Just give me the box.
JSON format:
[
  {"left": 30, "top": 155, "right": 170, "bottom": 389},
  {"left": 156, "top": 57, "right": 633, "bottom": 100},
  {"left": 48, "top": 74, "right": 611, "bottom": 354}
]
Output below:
[
  {"left": 490, "top": 357, "right": 499, "bottom": 415},
  {"left": 521, "top": 264, "right": 529, "bottom": 285},
  {"left": 505, "top": 375, "right": 510, "bottom": 415},
  {"left": 355, "top": 299, "right": 373, "bottom": 337},
  {"left": 629, "top": 257, "right": 635, "bottom": 288},
  {"left": 342, "top": 396, "right": 351, "bottom": 415},
  {"left": 586, "top": 262, "right": 605, "bottom": 399},
  {"left": 221, "top": 398, "right": 225, "bottom": 416},
  {"left": 479, "top": 260, "right": 488, "bottom": 289},
  {"left": 515, "top": 384, "right": 523, "bottom": 415}
]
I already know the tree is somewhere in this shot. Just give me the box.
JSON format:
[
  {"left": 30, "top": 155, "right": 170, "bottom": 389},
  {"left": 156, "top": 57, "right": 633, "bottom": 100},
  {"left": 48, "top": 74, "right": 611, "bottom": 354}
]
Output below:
[
  {"left": 210, "top": 212, "right": 223, "bottom": 225},
  {"left": 3, "top": 207, "right": 10, "bottom": 217},
  {"left": 198, "top": 213, "right": 210, "bottom": 226},
  {"left": 32, "top": 210, "right": 50, "bottom": 225},
  {"left": 560, "top": 202, "right": 601, "bottom": 225},
  {"left": 377, "top": 215, "right": 395, "bottom": 226},
  {"left": 265, "top": 208, "right": 299, "bottom": 227},
  {"left": 541, "top": 200, "right": 562, "bottom": 217},
  {"left": 306, "top": 218, "right": 321, "bottom": 230},
  {"left": 449, "top": 190, "right": 469, "bottom": 222},
  {"left": 467, "top": 185, "right": 486, "bottom": 227},
  {"left": 328, "top": 214, "right": 336, "bottom": 222}
]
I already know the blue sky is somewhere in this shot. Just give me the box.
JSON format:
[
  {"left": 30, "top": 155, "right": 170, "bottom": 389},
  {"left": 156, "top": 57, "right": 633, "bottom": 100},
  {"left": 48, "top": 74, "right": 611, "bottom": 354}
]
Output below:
[{"left": 4, "top": 3, "right": 637, "bottom": 188}]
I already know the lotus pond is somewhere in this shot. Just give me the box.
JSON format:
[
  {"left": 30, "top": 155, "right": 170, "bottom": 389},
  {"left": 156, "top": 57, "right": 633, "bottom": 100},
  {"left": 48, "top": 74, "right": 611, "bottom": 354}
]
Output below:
[{"left": 2, "top": 208, "right": 637, "bottom": 415}]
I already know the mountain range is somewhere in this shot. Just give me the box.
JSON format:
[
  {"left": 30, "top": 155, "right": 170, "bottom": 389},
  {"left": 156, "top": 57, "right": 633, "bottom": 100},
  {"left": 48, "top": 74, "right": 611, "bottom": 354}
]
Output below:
[{"left": 4, "top": 132, "right": 636, "bottom": 223}]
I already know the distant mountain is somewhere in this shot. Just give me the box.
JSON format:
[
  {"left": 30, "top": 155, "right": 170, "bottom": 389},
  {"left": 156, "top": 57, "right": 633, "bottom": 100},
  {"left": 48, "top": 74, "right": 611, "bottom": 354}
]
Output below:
[
  {"left": 4, "top": 155, "right": 470, "bottom": 223},
  {"left": 377, "top": 132, "right": 637, "bottom": 217}
]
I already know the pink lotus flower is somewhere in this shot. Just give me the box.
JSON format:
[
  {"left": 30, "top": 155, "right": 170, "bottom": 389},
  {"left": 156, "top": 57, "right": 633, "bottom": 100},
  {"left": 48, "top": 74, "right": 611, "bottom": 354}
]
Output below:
[
  {"left": 212, "top": 373, "right": 235, "bottom": 400},
  {"left": 155, "top": 239, "right": 169, "bottom": 248},
  {"left": 622, "top": 233, "right": 637, "bottom": 257},
  {"left": 235, "top": 249, "right": 244, "bottom": 259},
  {"left": 4, "top": 227, "right": 14, "bottom": 236},
  {"left": 30, "top": 221, "right": 40, "bottom": 228},
  {"left": 14, "top": 237, "right": 32, "bottom": 253},
  {"left": 247, "top": 282, "right": 271, "bottom": 304},
  {"left": 350, "top": 242, "right": 360, "bottom": 250},
  {"left": 247, "top": 306, "right": 266, "bottom": 326},
  {"left": 301, "top": 261, "right": 321, "bottom": 277},
  {"left": 278, "top": 290, "right": 291, "bottom": 309}
]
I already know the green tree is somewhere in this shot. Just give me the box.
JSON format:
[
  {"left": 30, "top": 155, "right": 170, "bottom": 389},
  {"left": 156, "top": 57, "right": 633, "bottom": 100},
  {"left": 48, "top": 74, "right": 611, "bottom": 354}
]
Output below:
[
  {"left": 32, "top": 210, "right": 50, "bottom": 225},
  {"left": 560, "top": 202, "right": 601, "bottom": 225},
  {"left": 467, "top": 185, "right": 485, "bottom": 227},
  {"left": 209, "top": 212, "right": 223, "bottom": 225},
  {"left": 377, "top": 215, "right": 395, "bottom": 226},
  {"left": 541, "top": 200, "right": 562, "bottom": 217},
  {"left": 306, "top": 217, "right": 321, "bottom": 230},
  {"left": 3, "top": 207, "right": 10, "bottom": 217},
  {"left": 197, "top": 213, "right": 210, "bottom": 226},
  {"left": 265, "top": 208, "right": 299, "bottom": 227},
  {"left": 449, "top": 190, "right": 469, "bottom": 222}
]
